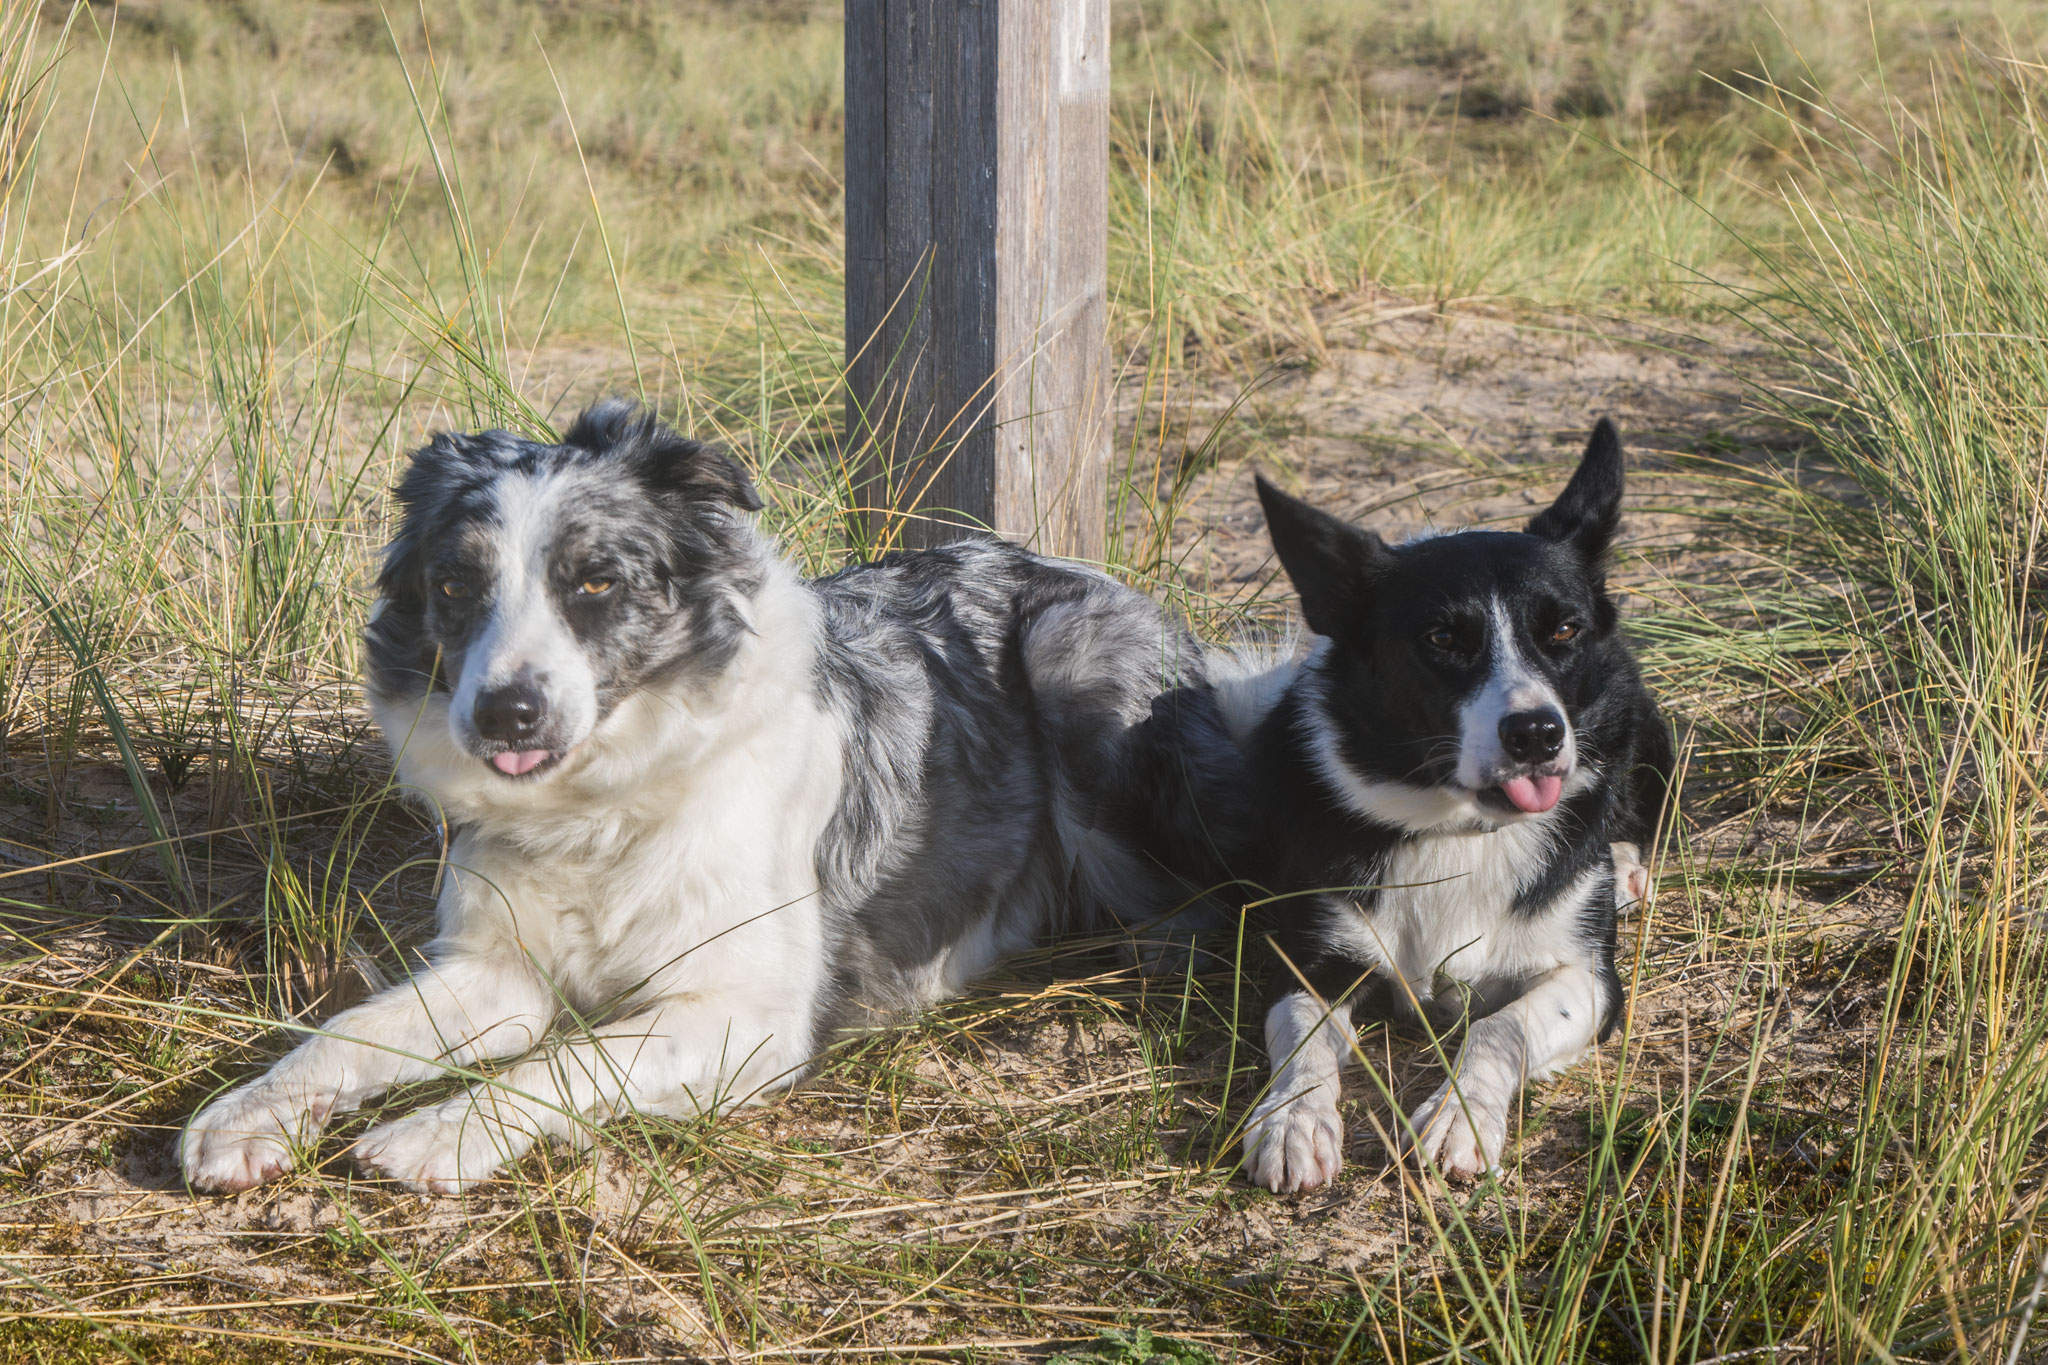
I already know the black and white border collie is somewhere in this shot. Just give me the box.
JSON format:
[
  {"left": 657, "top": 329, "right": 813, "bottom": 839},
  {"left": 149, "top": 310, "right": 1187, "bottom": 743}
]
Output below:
[
  {"left": 1229, "top": 420, "right": 1673, "bottom": 1193},
  {"left": 180, "top": 401, "right": 1249, "bottom": 1194}
]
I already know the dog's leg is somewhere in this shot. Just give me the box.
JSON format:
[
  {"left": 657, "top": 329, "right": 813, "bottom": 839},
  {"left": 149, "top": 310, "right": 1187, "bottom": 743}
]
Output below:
[
  {"left": 1404, "top": 963, "right": 1604, "bottom": 1179},
  {"left": 1612, "top": 841, "right": 1651, "bottom": 907},
  {"left": 181, "top": 956, "right": 554, "bottom": 1193},
  {"left": 1243, "top": 990, "right": 1355, "bottom": 1194},
  {"left": 352, "top": 992, "right": 815, "bottom": 1193}
]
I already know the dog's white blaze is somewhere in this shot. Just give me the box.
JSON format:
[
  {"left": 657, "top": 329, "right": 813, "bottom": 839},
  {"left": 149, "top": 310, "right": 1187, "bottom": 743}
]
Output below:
[
  {"left": 1454, "top": 598, "right": 1574, "bottom": 791},
  {"left": 446, "top": 471, "right": 600, "bottom": 755}
]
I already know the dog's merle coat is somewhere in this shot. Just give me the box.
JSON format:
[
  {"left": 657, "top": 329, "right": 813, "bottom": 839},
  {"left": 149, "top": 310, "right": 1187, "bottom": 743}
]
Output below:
[
  {"left": 180, "top": 401, "right": 1249, "bottom": 1193},
  {"left": 1229, "top": 421, "right": 1673, "bottom": 1192}
]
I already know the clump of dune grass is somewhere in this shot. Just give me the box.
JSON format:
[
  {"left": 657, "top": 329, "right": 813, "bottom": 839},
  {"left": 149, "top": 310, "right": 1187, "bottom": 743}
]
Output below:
[{"left": 1727, "top": 53, "right": 2048, "bottom": 1357}]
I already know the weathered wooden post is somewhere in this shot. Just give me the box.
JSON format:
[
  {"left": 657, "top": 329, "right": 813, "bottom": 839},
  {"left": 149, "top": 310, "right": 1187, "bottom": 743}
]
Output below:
[{"left": 844, "top": 0, "right": 1109, "bottom": 559}]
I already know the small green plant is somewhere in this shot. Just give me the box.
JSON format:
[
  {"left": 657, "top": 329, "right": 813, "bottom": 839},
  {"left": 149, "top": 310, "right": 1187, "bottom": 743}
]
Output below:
[{"left": 1050, "top": 1326, "right": 1220, "bottom": 1365}]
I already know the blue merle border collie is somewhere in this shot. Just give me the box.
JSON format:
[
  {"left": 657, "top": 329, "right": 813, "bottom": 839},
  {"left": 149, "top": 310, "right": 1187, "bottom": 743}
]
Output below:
[
  {"left": 180, "top": 400, "right": 1250, "bottom": 1194},
  {"left": 1226, "top": 420, "right": 1673, "bottom": 1193}
]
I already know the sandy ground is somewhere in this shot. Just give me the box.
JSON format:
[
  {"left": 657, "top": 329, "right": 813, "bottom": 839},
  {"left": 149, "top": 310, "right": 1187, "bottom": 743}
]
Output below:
[{"left": 1120, "top": 306, "right": 1780, "bottom": 608}]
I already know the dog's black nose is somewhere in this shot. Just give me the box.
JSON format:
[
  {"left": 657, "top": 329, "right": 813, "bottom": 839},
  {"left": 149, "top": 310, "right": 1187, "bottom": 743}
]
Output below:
[
  {"left": 1499, "top": 709, "right": 1566, "bottom": 763},
  {"left": 474, "top": 684, "right": 545, "bottom": 743}
]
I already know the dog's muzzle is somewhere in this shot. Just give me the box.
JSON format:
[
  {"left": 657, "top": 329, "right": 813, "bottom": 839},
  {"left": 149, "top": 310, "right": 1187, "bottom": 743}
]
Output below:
[
  {"left": 1491, "top": 707, "right": 1569, "bottom": 813},
  {"left": 472, "top": 681, "right": 560, "bottom": 777}
]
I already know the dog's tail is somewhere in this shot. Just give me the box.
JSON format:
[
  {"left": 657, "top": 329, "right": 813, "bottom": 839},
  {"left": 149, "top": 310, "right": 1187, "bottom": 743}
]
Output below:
[{"left": 1205, "top": 630, "right": 1309, "bottom": 747}]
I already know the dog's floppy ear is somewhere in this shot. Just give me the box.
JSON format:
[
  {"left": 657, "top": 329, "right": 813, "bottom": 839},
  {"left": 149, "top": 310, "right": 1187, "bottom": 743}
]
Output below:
[
  {"left": 376, "top": 429, "right": 486, "bottom": 612},
  {"left": 1255, "top": 474, "right": 1390, "bottom": 639},
  {"left": 566, "top": 399, "right": 763, "bottom": 513},
  {"left": 1527, "top": 418, "right": 1624, "bottom": 563},
  {"left": 365, "top": 430, "right": 488, "bottom": 697}
]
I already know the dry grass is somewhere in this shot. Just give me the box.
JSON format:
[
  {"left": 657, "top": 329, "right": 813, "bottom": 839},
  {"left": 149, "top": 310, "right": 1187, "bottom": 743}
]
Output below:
[{"left": 4, "top": 0, "right": 2048, "bottom": 1360}]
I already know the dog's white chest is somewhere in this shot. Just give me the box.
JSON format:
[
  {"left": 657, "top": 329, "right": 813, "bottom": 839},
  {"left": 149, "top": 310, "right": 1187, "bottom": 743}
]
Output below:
[
  {"left": 1330, "top": 820, "right": 1597, "bottom": 1001},
  {"left": 439, "top": 693, "right": 846, "bottom": 1015}
]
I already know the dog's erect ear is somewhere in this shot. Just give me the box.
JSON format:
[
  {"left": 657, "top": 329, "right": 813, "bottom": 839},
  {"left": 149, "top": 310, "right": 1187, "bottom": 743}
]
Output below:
[
  {"left": 1255, "top": 475, "right": 1391, "bottom": 639},
  {"left": 566, "top": 399, "right": 763, "bottom": 513},
  {"left": 1527, "top": 418, "right": 1624, "bottom": 562}
]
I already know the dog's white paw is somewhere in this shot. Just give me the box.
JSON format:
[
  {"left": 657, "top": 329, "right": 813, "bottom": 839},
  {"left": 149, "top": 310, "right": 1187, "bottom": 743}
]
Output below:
[
  {"left": 1613, "top": 841, "right": 1651, "bottom": 908},
  {"left": 1405, "top": 1080, "right": 1508, "bottom": 1180},
  {"left": 1243, "top": 1092, "right": 1345, "bottom": 1193},
  {"left": 181, "top": 1083, "right": 329, "bottom": 1192},
  {"left": 354, "top": 1103, "right": 524, "bottom": 1194}
]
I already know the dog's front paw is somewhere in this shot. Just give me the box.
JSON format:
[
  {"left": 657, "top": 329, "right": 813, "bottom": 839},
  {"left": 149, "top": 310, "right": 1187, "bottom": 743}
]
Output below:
[
  {"left": 181, "top": 1083, "right": 330, "bottom": 1193},
  {"left": 1405, "top": 1080, "right": 1508, "bottom": 1180},
  {"left": 354, "top": 1103, "right": 525, "bottom": 1194},
  {"left": 1243, "top": 1093, "right": 1345, "bottom": 1193}
]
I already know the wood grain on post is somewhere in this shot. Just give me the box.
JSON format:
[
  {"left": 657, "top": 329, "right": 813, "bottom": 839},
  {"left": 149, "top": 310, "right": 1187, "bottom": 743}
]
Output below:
[{"left": 844, "top": 0, "right": 1109, "bottom": 560}]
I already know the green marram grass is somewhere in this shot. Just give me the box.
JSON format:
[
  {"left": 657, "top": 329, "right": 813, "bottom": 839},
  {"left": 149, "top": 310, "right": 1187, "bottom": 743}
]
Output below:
[{"left": 4, "top": 0, "right": 2048, "bottom": 1360}]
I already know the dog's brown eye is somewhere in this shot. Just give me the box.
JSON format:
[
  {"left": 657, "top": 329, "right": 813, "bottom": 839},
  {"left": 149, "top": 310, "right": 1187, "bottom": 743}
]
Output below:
[
  {"left": 440, "top": 579, "right": 470, "bottom": 600},
  {"left": 1551, "top": 622, "right": 1580, "bottom": 644},
  {"left": 577, "top": 578, "right": 615, "bottom": 596},
  {"left": 1426, "top": 627, "right": 1456, "bottom": 650}
]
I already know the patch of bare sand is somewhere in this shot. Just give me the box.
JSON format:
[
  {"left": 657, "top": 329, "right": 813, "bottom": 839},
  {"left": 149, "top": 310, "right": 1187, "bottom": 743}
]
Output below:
[{"left": 1123, "top": 308, "right": 1785, "bottom": 614}]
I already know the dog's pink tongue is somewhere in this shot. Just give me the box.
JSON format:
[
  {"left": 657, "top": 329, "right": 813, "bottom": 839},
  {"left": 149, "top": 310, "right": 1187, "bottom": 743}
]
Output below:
[
  {"left": 1500, "top": 774, "right": 1564, "bottom": 814},
  {"left": 491, "top": 750, "right": 551, "bottom": 776}
]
